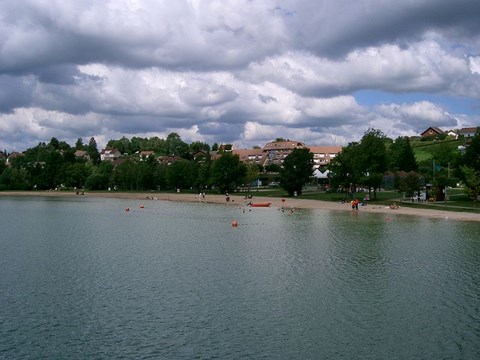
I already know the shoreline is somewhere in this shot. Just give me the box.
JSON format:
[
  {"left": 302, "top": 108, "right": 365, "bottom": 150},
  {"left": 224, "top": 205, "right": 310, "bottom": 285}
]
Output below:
[{"left": 2, "top": 190, "right": 480, "bottom": 222}]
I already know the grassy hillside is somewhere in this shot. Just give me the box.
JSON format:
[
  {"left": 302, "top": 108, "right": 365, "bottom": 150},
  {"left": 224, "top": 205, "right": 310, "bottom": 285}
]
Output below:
[{"left": 411, "top": 138, "right": 463, "bottom": 162}]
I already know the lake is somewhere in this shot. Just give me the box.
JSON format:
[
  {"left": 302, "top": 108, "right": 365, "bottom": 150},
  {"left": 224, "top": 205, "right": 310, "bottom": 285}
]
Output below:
[{"left": 1, "top": 195, "right": 479, "bottom": 359}]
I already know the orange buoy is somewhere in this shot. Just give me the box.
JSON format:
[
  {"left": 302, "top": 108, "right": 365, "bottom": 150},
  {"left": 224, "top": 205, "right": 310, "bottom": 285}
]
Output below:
[{"left": 231, "top": 220, "right": 238, "bottom": 227}]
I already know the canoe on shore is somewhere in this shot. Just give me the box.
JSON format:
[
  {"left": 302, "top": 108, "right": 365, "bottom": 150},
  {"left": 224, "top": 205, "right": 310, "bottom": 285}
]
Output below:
[{"left": 249, "top": 202, "right": 272, "bottom": 207}]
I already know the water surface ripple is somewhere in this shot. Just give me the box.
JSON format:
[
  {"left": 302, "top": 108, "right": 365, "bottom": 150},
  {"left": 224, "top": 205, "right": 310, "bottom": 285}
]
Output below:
[{"left": 1, "top": 196, "right": 479, "bottom": 359}]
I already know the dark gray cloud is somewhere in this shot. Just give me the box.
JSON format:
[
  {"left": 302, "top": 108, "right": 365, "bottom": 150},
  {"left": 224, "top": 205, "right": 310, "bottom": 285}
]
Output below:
[
  {"left": 0, "top": 0, "right": 479, "bottom": 151},
  {"left": 286, "top": 0, "right": 480, "bottom": 58},
  {"left": 0, "top": 75, "right": 33, "bottom": 111}
]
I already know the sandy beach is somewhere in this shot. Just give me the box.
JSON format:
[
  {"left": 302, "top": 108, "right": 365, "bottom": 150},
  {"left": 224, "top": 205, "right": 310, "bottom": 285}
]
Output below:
[{"left": 1, "top": 190, "right": 480, "bottom": 222}]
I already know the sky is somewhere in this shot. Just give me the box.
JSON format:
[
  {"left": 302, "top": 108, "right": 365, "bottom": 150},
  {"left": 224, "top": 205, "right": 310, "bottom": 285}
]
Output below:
[{"left": 1, "top": 0, "right": 480, "bottom": 152}]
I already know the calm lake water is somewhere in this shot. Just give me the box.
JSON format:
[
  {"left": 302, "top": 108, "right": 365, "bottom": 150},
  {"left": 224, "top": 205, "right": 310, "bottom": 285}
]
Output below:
[{"left": 1, "top": 195, "right": 479, "bottom": 359}]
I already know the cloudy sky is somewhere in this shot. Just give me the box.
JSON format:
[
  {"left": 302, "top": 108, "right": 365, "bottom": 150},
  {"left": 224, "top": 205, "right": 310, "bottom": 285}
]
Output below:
[{"left": 1, "top": 0, "right": 479, "bottom": 152}]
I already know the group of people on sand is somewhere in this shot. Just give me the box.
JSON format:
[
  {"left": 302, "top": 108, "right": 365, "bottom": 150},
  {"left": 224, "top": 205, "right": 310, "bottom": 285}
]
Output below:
[{"left": 194, "top": 193, "right": 206, "bottom": 202}]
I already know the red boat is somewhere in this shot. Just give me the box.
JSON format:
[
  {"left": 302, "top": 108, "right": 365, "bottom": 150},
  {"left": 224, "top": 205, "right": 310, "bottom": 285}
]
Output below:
[{"left": 249, "top": 202, "right": 272, "bottom": 207}]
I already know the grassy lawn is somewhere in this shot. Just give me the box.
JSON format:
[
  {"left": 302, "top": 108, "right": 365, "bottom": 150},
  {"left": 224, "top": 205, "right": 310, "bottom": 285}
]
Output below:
[{"left": 241, "top": 187, "right": 480, "bottom": 214}]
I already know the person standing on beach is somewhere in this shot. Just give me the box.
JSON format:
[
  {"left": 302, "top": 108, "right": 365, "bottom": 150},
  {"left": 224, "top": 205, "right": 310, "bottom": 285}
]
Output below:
[{"left": 351, "top": 198, "right": 359, "bottom": 210}]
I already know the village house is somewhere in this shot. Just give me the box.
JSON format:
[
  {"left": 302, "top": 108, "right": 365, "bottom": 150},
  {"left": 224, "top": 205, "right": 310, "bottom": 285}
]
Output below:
[
  {"left": 6, "top": 151, "right": 24, "bottom": 165},
  {"left": 100, "top": 148, "right": 121, "bottom": 162},
  {"left": 308, "top": 146, "right": 343, "bottom": 170},
  {"left": 420, "top": 127, "right": 444, "bottom": 139},
  {"left": 232, "top": 148, "right": 268, "bottom": 166},
  {"left": 262, "top": 140, "right": 306, "bottom": 166},
  {"left": 458, "top": 127, "right": 479, "bottom": 138},
  {"left": 230, "top": 141, "right": 342, "bottom": 169},
  {"left": 139, "top": 150, "right": 155, "bottom": 160},
  {"left": 157, "top": 155, "right": 183, "bottom": 165},
  {"left": 74, "top": 150, "right": 90, "bottom": 161}
]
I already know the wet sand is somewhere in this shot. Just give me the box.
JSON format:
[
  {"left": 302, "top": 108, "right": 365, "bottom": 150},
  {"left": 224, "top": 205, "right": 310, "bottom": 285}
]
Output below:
[{"left": 1, "top": 190, "right": 480, "bottom": 222}]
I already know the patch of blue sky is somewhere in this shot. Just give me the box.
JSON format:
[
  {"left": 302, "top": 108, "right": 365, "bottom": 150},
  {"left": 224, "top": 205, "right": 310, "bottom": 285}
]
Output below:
[{"left": 354, "top": 90, "right": 477, "bottom": 115}]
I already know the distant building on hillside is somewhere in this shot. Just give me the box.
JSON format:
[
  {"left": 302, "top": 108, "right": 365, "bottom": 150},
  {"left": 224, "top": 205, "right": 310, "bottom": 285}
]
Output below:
[
  {"left": 308, "top": 146, "right": 343, "bottom": 170},
  {"left": 230, "top": 140, "right": 342, "bottom": 169},
  {"left": 232, "top": 148, "right": 267, "bottom": 166},
  {"left": 262, "top": 139, "right": 306, "bottom": 167},
  {"left": 100, "top": 148, "right": 121, "bottom": 162},
  {"left": 218, "top": 144, "right": 235, "bottom": 152},
  {"left": 458, "top": 127, "right": 479, "bottom": 138},
  {"left": 139, "top": 150, "right": 155, "bottom": 157},
  {"left": 420, "top": 127, "right": 444, "bottom": 139},
  {"left": 157, "top": 155, "right": 183, "bottom": 165},
  {"left": 74, "top": 150, "right": 90, "bottom": 161},
  {"left": 6, "top": 152, "right": 24, "bottom": 165}
]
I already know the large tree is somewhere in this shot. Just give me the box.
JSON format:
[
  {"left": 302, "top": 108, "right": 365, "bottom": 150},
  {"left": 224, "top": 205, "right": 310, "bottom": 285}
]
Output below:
[
  {"left": 389, "top": 136, "right": 418, "bottom": 172},
  {"left": 210, "top": 153, "right": 246, "bottom": 193},
  {"left": 87, "top": 137, "right": 101, "bottom": 165},
  {"left": 328, "top": 142, "right": 363, "bottom": 194},
  {"left": 279, "top": 148, "right": 314, "bottom": 196},
  {"left": 359, "top": 129, "right": 388, "bottom": 199},
  {"left": 166, "top": 160, "right": 197, "bottom": 190},
  {"left": 166, "top": 132, "right": 190, "bottom": 159}
]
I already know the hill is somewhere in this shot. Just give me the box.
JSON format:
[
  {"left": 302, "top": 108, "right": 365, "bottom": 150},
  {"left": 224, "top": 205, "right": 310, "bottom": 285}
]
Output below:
[{"left": 411, "top": 138, "right": 464, "bottom": 162}]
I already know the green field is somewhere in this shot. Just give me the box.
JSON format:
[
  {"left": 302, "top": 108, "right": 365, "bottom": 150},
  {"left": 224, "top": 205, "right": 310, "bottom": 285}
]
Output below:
[
  {"left": 243, "top": 187, "right": 480, "bottom": 213},
  {"left": 411, "top": 138, "right": 463, "bottom": 162}
]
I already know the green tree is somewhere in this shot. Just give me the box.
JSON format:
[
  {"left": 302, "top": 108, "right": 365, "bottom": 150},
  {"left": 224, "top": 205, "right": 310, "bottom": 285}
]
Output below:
[
  {"left": 462, "top": 132, "right": 480, "bottom": 171},
  {"left": 359, "top": 129, "right": 388, "bottom": 199},
  {"left": 85, "top": 162, "right": 113, "bottom": 190},
  {"left": 196, "top": 158, "right": 212, "bottom": 191},
  {"left": 75, "top": 138, "right": 84, "bottom": 150},
  {"left": 41, "top": 151, "right": 64, "bottom": 189},
  {"left": 397, "top": 172, "right": 421, "bottom": 197},
  {"left": 166, "top": 133, "right": 190, "bottom": 158},
  {"left": 130, "top": 136, "right": 143, "bottom": 154},
  {"left": 154, "top": 163, "right": 169, "bottom": 190},
  {"left": 389, "top": 136, "right": 418, "bottom": 172},
  {"left": 244, "top": 162, "right": 260, "bottom": 190},
  {"left": 265, "top": 163, "right": 281, "bottom": 172},
  {"left": 0, "top": 167, "right": 30, "bottom": 190},
  {"left": 0, "top": 159, "right": 6, "bottom": 175},
  {"left": 48, "top": 137, "right": 60, "bottom": 151},
  {"left": 146, "top": 136, "right": 167, "bottom": 154},
  {"left": 63, "top": 162, "right": 92, "bottom": 188},
  {"left": 329, "top": 142, "right": 362, "bottom": 195},
  {"left": 189, "top": 141, "right": 211, "bottom": 154},
  {"left": 106, "top": 136, "right": 131, "bottom": 155},
  {"left": 210, "top": 153, "right": 246, "bottom": 193},
  {"left": 113, "top": 159, "right": 137, "bottom": 191},
  {"left": 279, "top": 148, "right": 314, "bottom": 196},
  {"left": 136, "top": 155, "right": 158, "bottom": 190},
  {"left": 87, "top": 137, "right": 101, "bottom": 165},
  {"left": 461, "top": 165, "right": 480, "bottom": 207},
  {"left": 167, "top": 160, "right": 197, "bottom": 190}
]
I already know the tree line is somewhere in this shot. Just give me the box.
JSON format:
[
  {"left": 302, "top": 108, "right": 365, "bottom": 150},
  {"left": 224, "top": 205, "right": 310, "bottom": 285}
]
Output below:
[
  {"left": 1, "top": 128, "right": 479, "bottom": 205},
  {"left": 328, "top": 128, "right": 480, "bottom": 205},
  {"left": 0, "top": 133, "right": 257, "bottom": 193}
]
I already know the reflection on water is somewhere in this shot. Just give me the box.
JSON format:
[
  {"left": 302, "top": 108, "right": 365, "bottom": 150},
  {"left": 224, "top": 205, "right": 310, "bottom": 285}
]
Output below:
[{"left": 0, "top": 196, "right": 479, "bottom": 359}]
